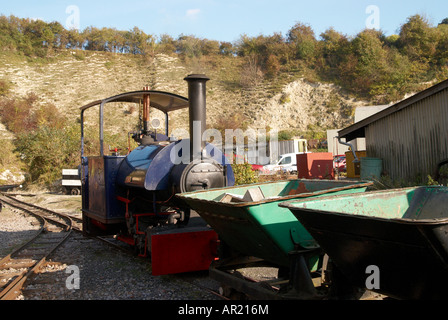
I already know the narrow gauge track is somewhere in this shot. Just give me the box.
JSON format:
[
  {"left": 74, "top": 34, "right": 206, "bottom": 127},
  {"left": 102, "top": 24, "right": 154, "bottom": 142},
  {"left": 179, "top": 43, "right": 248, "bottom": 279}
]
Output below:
[
  {"left": 1, "top": 193, "right": 142, "bottom": 253},
  {"left": 0, "top": 193, "right": 74, "bottom": 300},
  {"left": 0, "top": 193, "right": 227, "bottom": 300}
]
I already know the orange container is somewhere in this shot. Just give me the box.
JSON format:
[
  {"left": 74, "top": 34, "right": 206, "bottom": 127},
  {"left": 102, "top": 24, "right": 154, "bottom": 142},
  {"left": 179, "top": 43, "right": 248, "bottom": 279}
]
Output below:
[{"left": 297, "top": 152, "right": 334, "bottom": 180}]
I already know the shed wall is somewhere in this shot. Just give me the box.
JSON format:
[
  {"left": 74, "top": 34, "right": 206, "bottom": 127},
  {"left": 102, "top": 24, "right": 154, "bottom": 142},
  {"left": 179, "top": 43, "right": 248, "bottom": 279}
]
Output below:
[{"left": 365, "top": 87, "right": 448, "bottom": 182}]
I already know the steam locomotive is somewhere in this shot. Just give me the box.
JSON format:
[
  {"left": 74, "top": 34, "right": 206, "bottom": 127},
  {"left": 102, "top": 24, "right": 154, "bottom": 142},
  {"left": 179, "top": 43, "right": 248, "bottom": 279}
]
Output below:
[{"left": 80, "top": 74, "right": 235, "bottom": 275}]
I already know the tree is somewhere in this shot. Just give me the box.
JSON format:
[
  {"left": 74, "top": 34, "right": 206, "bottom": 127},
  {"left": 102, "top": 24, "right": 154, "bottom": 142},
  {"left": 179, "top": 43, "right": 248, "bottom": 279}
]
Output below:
[
  {"left": 83, "top": 26, "right": 106, "bottom": 51},
  {"left": 317, "top": 28, "right": 351, "bottom": 78},
  {"left": 435, "top": 23, "right": 448, "bottom": 67},
  {"left": 235, "top": 34, "right": 258, "bottom": 57},
  {"left": 176, "top": 34, "right": 203, "bottom": 58},
  {"left": 235, "top": 33, "right": 287, "bottom": 78},
  {"left": 287, "top": 22, "right": 317, "bottom": 60},
  {"left": 351, "top": 29, "right": 387, "bottom": 75},
  {"left": 398, "top": 14, "right": 437, "bottom": 63},
  {"left": 66, "top": 28, "right": 84, "bottom": 49},
  {"left": 156, "top": 34, "right": 176, "bottom": 54},
  {"left": 48, "top": 21, "right": 67, "bottom": 49},
  {"left": 231, "top": 162, "right": 258, "bottom": 185},
  {"left": 125, "top": 27, "right": 155, "bottom": 55},
  {"left": 0, "top": 15, "right": 20, "bottom": 50},
  {"left": 219, "top": 41, "right": 234, "bottom": 56},
  {"left": 200, "top": 39, "right": 220, "bottom": 55},
  {"left": 21, "top": 19, "right": 55, "bottom": 56}
]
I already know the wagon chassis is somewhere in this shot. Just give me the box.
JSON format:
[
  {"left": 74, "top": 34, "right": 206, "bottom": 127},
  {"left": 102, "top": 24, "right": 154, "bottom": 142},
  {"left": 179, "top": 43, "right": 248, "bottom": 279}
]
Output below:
[{"left": 209, "top": 246, "right": 332, "bottom": 300}]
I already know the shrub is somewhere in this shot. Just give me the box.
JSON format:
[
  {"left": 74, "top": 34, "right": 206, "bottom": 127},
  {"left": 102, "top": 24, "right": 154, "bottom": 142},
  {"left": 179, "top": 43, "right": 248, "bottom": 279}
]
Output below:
[
  {"left": 231, "top": 162, "right": 258, "bottom": 185},
  {"left": 14, "top": 125, "right": 79, "bottom": 184},
  {"left": 0, "top": 79, "right": 11, "bottom": 96}
]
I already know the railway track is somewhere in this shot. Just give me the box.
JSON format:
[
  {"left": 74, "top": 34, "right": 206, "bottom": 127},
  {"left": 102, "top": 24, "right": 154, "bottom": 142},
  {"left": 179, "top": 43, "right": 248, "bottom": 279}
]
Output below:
[
  {"left": 0, "top": 192, "right": 228, "bottom": 300},
  {"left": 0, "top": 193, "right": 75, "bottom": 300}
]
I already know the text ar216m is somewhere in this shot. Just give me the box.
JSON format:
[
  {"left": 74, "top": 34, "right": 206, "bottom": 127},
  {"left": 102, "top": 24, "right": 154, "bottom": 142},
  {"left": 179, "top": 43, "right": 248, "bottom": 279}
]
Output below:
[{"left": 178, "top": 304, "right": 269, "bottom": 317}]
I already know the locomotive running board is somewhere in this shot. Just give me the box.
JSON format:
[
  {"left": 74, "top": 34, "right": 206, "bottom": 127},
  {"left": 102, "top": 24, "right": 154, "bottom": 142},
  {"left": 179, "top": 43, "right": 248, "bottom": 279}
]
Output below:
[{"left": 149, "top": 226, "right": 219, "bottom": 276}]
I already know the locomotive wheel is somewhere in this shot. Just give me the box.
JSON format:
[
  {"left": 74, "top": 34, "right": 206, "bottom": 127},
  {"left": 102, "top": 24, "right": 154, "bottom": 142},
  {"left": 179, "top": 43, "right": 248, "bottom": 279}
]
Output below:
[
  {"left": 134, "top": 234, "right": 148, "bottom": 257},
  {"left": 176, "top": 208, "right": 190, "bottom": 226}
]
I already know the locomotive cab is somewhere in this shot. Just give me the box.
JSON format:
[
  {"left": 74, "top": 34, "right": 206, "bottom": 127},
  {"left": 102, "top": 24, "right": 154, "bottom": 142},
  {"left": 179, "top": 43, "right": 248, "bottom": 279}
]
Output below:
[{"left": 80, "top": 75, "right": 234, "bottom": 275}]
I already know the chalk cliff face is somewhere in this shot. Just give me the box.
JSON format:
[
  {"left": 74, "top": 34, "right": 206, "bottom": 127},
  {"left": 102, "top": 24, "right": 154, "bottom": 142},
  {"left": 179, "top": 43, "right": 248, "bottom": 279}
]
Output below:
[
  {"left": 245, "top": 78, "right": 366, "bottom": 132},
  {"left": 0, "top": 51, "right": 366, "bottom": 184},
  {"left": 1, "top": 52, "right": 364, "bottom": 132}
]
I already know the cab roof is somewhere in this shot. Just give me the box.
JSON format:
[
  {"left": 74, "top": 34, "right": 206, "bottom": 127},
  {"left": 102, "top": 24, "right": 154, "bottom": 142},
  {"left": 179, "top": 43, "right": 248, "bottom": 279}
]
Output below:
[{"left": 80, "top": 90, "right": 189, "bottom": 114}]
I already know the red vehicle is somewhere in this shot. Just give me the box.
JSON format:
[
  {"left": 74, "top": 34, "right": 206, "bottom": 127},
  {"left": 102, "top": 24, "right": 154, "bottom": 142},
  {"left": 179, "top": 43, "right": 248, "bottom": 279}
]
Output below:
[
  {"left": 251, "top": 164, "right": 264, "bottom": 172},
  {"left": 333, "top": 155, "right": 346, "bottom": 172}
]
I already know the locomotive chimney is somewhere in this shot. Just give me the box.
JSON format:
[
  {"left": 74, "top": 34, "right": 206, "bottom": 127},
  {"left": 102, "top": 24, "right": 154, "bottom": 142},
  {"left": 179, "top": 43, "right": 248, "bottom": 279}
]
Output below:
[
  {"left": 184, "top": 74, "right": 209, "bottom": 162},
  {"left": 143, "top": 86, "right": 151, "bottom": 133}
]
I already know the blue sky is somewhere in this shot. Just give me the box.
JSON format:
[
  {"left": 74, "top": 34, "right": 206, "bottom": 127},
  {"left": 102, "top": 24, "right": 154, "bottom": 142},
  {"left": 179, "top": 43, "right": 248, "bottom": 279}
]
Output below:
[{"left": 1, "top": 0, "right": 447, "bottom": 42}]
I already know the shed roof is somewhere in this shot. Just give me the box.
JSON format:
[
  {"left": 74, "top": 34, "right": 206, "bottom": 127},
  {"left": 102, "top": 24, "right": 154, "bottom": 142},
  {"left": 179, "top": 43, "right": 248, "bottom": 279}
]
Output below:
[{"left": 338, "top": 79, "right": 448, "bottom": 141}]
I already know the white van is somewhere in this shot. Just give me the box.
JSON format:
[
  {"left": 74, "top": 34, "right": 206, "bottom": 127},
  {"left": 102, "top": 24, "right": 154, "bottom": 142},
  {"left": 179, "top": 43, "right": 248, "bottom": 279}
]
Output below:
[{"left": 263, "top": 153, "right": 298, "bottom": 174}]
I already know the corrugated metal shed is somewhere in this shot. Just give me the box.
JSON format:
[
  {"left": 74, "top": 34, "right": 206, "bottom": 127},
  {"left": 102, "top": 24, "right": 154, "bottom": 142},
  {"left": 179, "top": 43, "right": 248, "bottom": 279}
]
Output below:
[{"left": 338, "top": 79, "right": 448, "bottom": 183}]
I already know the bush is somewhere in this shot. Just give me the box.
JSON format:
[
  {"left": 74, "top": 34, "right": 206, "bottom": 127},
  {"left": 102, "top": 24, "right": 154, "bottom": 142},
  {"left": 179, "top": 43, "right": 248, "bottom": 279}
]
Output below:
[
  {"left": 14, "top": 125, "right": 79, "bottom": 184},
  {"left": 0, "top": 79, "right": 11, "bottom": 96},
  {"left": 231, "top": 162, "right": 258, "bottom": 185},
  {"left": 0, "top": 92, "right": 75, "bottom": 185},
  {"left": 0, "top": 138, "right": 21, "bottom": 168}
]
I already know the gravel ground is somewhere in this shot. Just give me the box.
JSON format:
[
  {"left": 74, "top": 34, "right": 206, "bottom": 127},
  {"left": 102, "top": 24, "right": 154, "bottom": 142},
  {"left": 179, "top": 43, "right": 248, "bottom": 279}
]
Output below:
[
  {"left": 0, "top": 193, "right": 223, "bottom": 301},
  {"left": 0, "top": 206, "right": 41, "bottom": 258}
]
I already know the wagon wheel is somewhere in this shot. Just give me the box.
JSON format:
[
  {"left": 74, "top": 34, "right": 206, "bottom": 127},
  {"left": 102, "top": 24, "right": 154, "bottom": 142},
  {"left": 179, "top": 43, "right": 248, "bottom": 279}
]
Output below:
[
  {"left": 218, "top": 271, "right": 248, "bottom": 300},
  {"left": 70, "top": 187, "right": 81, "bottom": 195}
]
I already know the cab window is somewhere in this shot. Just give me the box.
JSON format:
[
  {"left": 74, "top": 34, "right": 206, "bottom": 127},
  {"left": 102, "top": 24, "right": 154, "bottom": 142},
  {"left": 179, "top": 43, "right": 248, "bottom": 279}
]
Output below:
[{"left": 279, "top": 156, "right": 291, "bottom": 165}]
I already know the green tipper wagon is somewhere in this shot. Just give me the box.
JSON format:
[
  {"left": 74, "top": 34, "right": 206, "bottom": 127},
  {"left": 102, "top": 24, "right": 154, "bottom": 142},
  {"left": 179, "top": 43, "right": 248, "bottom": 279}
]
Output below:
[
  {"left": 281, "top": 186, "right": 448, "bottom": 300},
  {"left": 177, "top": 179, "right": 372, "bottom": 299}
]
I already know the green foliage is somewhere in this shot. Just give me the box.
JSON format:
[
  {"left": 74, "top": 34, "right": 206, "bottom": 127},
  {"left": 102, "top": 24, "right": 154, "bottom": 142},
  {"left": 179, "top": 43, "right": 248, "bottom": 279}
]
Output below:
[
  {"left": 398, "top": 15, "right": 438, "bottom": 63},
  {"left": 304, "top": 124, "right": 326, "bottom": 140},
  {"left": 277, "top": 130, "right": 294, "bottom": 141},
  {"left": 317, "top": 28, "right": 351, "bottom": 78},
  {"left": 231, "top": 162, "right": 258, "bottom": 185},
  {"left": 426, "top": 175, "right": 439, "bottom": 186},
  {"left": 0, "top": 138, "right": 21, "bottom": 168},
  {"left": 287, "top": 22, "right": 317, "bottom": 60},
  {"left": 1, "top": 13, "right": 448, "bottom": 187},
  {"left": 0, "top": 92, "right": 73, "bottom": 185},
  {"left": 1, "top": 13, "right": 447, "bottom": 102},
  {"left": 14, "top": 125, "right": 79, "bottom": 184}
]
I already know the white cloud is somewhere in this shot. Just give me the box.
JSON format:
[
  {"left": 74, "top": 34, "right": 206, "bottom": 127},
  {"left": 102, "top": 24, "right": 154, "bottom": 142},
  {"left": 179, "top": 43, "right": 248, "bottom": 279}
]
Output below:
[{"left": 185, "top": 8, "right": 201, "bottom": 20}]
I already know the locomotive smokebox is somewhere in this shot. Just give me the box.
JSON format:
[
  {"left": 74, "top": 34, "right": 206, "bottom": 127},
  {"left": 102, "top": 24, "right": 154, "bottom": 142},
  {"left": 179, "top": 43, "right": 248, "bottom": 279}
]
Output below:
[
  {"left": 169, "top": 74, "right": 228, "bottom": 194},
  {"left": 184, "top": 74, "right": 209, "bottom": 161}
]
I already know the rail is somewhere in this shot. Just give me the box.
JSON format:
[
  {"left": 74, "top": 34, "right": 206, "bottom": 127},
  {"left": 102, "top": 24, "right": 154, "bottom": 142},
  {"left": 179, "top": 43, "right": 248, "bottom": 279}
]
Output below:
[
  {"left": 0, "top": 192, "right": 227, "bottom": 300},
  {"left": 0, "top": 193, "right": 74, "bottom": 300}
]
